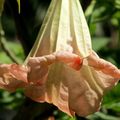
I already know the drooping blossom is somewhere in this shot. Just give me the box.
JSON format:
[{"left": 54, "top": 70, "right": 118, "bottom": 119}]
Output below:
[
  {"left": 0, "top": 0, "right": 120, "bottom": 117},
  {"left": 25, "top": 50, "right": 120, "bottom": 116}
]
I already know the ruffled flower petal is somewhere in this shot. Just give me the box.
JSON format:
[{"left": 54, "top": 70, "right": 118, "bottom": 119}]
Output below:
[
  {"left": 27, "top": 51, "right": 82, "bottom": 84},
  {"left": 88, "top": 51, "right": 120, "bottom": 79},
  {"left": 0, "top": 64, "right": 28, "bottom": 92}
]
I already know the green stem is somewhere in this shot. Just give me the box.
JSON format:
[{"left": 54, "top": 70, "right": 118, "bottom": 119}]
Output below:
[{"left": 119, "top": 22, "right": 120, "bottom": 48}]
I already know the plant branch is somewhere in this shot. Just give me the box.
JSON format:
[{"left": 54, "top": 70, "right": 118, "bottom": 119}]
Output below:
[
  {"left": 0, "top": 14, "right": 20, "bottom": 64},
  {"left": 0, "top": 37, "right": 20, "bottom": 64}
]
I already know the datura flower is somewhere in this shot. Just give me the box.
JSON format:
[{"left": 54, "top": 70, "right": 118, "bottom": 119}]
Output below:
[{"left": 0, "top": 0, "right": 120, "bottom": 117}]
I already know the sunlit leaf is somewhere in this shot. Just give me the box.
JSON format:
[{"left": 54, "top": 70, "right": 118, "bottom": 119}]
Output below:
[
  {"left": 92, "top": 37, "right": 109, "bottom": 51},
  {"left": 115, "top": 0, "right": 120, "bottom": 9},
  {"left": 17, "top": 0, "right": 20, "bottom": 13}
]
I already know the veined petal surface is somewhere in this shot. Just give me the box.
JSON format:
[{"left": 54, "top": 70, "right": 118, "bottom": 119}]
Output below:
[{"left": 25, "top": 0, "right": 92, "bottom": 65}]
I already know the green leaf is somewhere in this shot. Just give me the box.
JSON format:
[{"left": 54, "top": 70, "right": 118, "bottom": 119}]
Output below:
[
  {"left": 17, "top": 0, "right": 20, "bottom": 13},
  {"left": 102, "top": 83, "right": 120, "bottom": 112},
  {"left": 88, "top": 112, "right": 120, "bottom": 120},
  {"left": 92, "top": 37, "right": 109, "bottom": 51}
]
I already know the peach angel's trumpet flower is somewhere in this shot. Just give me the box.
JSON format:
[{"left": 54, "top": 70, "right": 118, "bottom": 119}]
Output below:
[
  {"left": 24, "top": 0, "right": 92, "bottom": 116},
  {"left": 24, "top": 0, "right": 120, "bottom": 117},
  {"left": 0, "top": 0, "right": 120, "bottom": 118}
]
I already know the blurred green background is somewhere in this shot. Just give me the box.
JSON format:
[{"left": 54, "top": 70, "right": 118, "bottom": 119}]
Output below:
[{"left": 0, "top": 0, "right": 120, "bottom": 120}]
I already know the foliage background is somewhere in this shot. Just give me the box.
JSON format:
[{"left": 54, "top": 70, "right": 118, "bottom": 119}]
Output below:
[{"left": 0, "top": 0, "right": 120, "bottom": 120}]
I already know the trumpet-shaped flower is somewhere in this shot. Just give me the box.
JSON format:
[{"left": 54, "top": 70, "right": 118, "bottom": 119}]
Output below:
[{"left": 0, "top": 0, "right": 120, "bottom": 117}]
